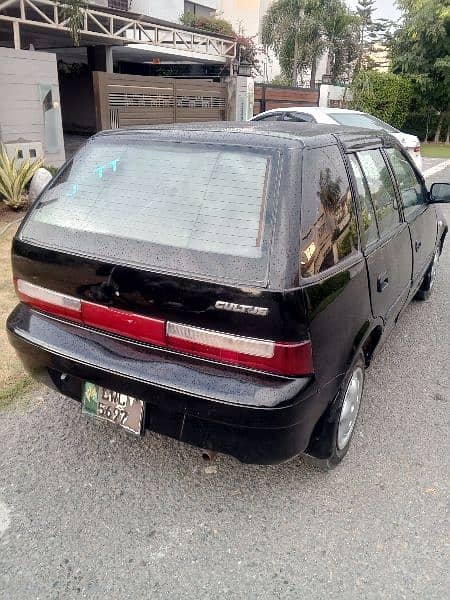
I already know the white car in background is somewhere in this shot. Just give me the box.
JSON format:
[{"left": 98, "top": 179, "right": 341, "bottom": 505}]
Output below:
[{"left": 250, "top": 107, "right": 423, "bottom": 171}]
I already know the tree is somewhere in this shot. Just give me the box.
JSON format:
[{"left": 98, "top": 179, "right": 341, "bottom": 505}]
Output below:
[
  {"left": 355, "top": 0, "right": 392, "bottom": 71},
  {"left": 262, "top": 0, "right": 311, "bottom": 86},
  {"left": 262, "top": 0, "right": 358, "bottom": 87},
  {"left": 391, "top": 0, "right": 450, "bottom": 142},
  {"left": 323, "top": 3, "right": 360, "bottom": 83},
  {"left": 355, "top": 0, "right": 376, "bottom": 69},
  {"left": 57, "top": 0, "right": 87, "bottom": 47}
]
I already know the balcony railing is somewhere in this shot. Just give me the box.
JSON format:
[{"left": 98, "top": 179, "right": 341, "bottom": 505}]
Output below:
[{"left": 0, "top": 0, "right": 236, "bottom": 61}]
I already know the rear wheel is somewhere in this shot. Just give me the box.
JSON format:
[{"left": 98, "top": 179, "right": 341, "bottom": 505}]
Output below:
[
  {"left": 305, "top": 354, "right": 365, "bottom": 470},
  {"left": 415, "top": 248, "right": 440, "bottom": 301}
]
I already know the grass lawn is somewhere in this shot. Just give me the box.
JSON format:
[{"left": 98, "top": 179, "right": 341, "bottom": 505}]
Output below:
[
  {"left": 421, "top": 143, "right": 450, "bottom": 159},
  {"left": 0, "top": 206, "right": 33, "bottom": 409}
]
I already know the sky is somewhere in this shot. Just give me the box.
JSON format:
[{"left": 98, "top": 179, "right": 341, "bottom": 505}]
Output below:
[{"left": 346, "top": 0, "right": 401, "bottom": 20}]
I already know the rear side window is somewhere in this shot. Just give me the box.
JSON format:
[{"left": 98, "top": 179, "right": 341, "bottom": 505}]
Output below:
[
  {"left": 385, "top": 147, "right": 427, "bottom": 218},
  {"left": 328, "top": 112, "right": 399, "bottom": 133},
  {"left": 280, "top": 112, "right": 314, "bottom": 123},
  {"left": 348, "top": 154, "right": 379, "bottom": 246},
  {"left": 253, "top": 114, "right": 280, "bottom": 121},
  {"left": 357, "top": 150, "right": 400, "bottom": 237},
  {"left": 300, "top": 145, "right": 359, "bottom": 278},
  {"left": 20, "top": 137, "right": 276, "bottom": 285}
]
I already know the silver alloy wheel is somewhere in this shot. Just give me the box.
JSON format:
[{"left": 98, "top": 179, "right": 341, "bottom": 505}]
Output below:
[
  {"left": 429, "top": 250, "right": 440, "bottom": 290},
  {"left": 337, "top": 366, "right": 364, "bottom": 450}
]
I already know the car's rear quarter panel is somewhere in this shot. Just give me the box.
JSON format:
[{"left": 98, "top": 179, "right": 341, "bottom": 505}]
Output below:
[{"left": 302, "top": 257, "right": 372, "bottom": 390}]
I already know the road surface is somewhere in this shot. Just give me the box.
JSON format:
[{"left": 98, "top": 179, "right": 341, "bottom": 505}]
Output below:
[{"left": 0, "top": 162, "right": 449, "bottom": 599}]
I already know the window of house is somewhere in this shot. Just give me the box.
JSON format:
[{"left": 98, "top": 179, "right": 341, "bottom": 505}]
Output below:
[
  {"left": 184, "top": 2, "right": 215, "bottom": 17},
  {"left": 348, "top": 153, "right": 379, "bottom": 246},
  {"left": 300, "top": 146, "right": 359, "bottom": 277},
  {"left": 108, "top": 0, "right": 129, "bottom": 11},
  {"left": 357, "top": 149, "right": 400, "bottom": 237},
  {"left": 385, "top": 147, "right": 427, "bottom": 219}
]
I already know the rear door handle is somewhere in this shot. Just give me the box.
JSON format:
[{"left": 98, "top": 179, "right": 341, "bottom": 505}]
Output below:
[
  {"left": 415, "top": 240, "right": 422, "bottom": 252},
  {"left": 377, "top": 271, "right": 389, "bottom": 292}
]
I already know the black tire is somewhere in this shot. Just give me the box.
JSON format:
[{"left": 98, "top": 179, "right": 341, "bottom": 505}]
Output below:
[
  {"left": 415, "top": 248, "right": 440, "bottom": 301},
  {"left": 304, "top": 353, "right": 365, "bottom": 470}
]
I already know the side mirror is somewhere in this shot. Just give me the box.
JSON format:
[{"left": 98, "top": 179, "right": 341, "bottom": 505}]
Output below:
[
  {"left": 28, "top": 167, "right": 54, "bottom": 202},
  {"left": 429, "top": 182, "right": 450, "bottom": 204}
]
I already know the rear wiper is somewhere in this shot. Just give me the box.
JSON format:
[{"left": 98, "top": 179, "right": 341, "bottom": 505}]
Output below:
[
  {"left": 35, "top": 196, "right": 58, "bottom": 209},
  {"left": 35, "top": 184, "right": 78, "bottom": 209}
]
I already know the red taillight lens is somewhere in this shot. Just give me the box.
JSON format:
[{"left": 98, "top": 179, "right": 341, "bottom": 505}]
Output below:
[
  {"left": 414, "top": 145, "right": 421, "bottom": 153},
  {"left": 15, "top": 278, "right": 313, "bottom": 376},
  {"left": 82, "top": 301, "right": 165, "bottom": 346}
]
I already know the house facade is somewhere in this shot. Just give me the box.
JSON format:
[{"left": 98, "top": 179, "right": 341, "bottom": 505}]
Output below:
[
  {"left": 97, "top": 1, "right": 217, "bottom": 22},
  {"left": 218, "top": 0, "right": 280, "bottom": 82}
]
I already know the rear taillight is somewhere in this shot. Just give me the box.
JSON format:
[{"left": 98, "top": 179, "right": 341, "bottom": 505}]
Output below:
[
  {"left": 166, "top": 322, "right": 313, "bottom": 375},
  {"left": 166, "top": 322, "right": 275, "bottom": 358},
  {"left": 414, "top": 145, "right": 421, "bottom": 153},
  {"left": 14, "top": 278, "right": 313, "bottom": 377},
  {"left": 15, "top": 278, "right": 82, "bottom": 321}
]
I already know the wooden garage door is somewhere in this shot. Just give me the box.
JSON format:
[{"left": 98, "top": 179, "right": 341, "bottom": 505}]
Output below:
[{"left": 93, "top": 72, "right": 228, "bottom": 131}]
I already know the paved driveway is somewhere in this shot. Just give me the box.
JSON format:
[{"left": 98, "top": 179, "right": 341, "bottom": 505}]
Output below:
[
  {"left": 423, "top": 157, "right": 450, "bottom": 179},
  {"left": 1, "top": 168, "right": 449, "bottom": 600}
]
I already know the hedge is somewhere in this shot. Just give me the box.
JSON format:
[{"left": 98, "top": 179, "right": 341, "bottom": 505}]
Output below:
[{"left": 350, "top": 71, "right": 414, "bottom": 130}]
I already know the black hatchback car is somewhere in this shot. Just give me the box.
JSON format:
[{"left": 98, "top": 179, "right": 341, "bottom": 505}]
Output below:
[{"left": 7, "top": 123, "right": 450, "bottom": 467}]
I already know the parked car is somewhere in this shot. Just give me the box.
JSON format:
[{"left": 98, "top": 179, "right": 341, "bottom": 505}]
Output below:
[
  {"left": 251, "top": 107, "right": 423, "bottom": 171},
  {"left": 7, "top": 123, "right": 449, "bottom": 467}
]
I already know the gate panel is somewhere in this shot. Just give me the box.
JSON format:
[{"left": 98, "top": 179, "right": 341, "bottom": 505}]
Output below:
[
  {"left": 175, "top": 80, "right": 227, "bottom": 123},
  {"left": 93, "top": 72, "right": 228, "bottom": 130},
  {"left": 254, "top": 84, "right": 319, "bottom": 115}
]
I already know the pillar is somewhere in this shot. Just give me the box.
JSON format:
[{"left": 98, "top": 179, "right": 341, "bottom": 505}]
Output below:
[{"left": 87, "top": 45, "right": 113, "bottom": 73}]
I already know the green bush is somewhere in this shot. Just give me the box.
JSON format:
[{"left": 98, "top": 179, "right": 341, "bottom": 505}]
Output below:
[
  {"left": 180, "top": 12, "right": 259, "bottom": 74},
  {"left": 350, "top": 70, "right": 414, "bottom": 130},
  {"left": 269, "top": 74, "right": 292, "bottom": 87},
  {"left": 180, "top": 12, "right": 234, "bottom": 36},
  {"left": 43, "top": 165, "right": 59, "bottom": 177}
]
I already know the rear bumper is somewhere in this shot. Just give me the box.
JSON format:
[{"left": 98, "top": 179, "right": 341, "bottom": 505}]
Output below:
[{"left": 7, "top": 304, "right": 323, "bottom": 464}]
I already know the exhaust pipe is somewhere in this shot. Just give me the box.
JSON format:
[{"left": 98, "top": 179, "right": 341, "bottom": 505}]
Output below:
[{"left": 201, "top": 449, "right": 217, "bottom": 462}]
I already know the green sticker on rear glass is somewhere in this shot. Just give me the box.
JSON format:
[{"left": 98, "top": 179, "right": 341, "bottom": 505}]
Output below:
[{"left": 82, "top": 382, "right": 99, "bottom": 416}]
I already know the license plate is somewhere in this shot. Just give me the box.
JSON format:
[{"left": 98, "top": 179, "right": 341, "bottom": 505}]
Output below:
[{"left": 82, "top": 382, "right": 144, "bottom": 435}]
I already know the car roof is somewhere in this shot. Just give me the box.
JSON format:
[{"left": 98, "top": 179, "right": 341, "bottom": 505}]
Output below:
[{"left": 95, "top": 121, "right": 394, "bottom": 151}]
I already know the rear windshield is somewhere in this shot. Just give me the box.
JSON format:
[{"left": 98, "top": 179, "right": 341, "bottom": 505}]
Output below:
[
  {"left": 329, "top": 112, "right": 399, "bottom": 133},
  {"left": 21, "top": 136, "right": 278, "bottom": 285}
]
